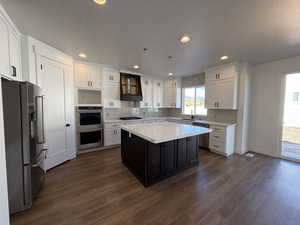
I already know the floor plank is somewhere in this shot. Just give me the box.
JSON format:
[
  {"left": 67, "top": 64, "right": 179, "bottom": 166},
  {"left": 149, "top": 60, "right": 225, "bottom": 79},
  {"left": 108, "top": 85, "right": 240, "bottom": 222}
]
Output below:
[{"left": 11, "top": 148, "right": 300, "bottom": 225}]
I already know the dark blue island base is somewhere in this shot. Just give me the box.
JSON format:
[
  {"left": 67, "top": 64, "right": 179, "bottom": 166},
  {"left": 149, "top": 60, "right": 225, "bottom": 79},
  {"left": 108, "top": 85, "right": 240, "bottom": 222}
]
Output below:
[{"left": 121, "top": 130, "right": 199, "bottom": 187}]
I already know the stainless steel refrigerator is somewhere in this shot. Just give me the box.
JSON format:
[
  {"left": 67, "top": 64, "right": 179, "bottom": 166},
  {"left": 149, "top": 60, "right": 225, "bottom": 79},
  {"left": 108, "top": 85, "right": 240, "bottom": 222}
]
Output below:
[{"left": 2, "top": 78, "right": 47, "bottom": 215}]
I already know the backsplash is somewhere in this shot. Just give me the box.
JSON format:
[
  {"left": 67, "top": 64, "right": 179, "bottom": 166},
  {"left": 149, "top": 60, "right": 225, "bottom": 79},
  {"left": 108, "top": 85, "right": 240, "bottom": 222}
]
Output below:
[
  {"left": 168, "top": 108, "right": 237, "bottom": 124},
  {"left": 104, "top": 102, "right": 237, "bottom": 124},
  {"left": 104, "top": 101, "right": 169, "bottom": 120}
]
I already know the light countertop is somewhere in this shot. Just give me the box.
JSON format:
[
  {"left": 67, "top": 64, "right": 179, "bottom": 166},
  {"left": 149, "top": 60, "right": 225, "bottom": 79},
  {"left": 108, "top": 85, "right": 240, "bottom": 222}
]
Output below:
[
  {"left": 104, "top": 117, "right": 235, "bottom": 127},
  {"left": 121, "top": 122, "right": 212, "bottom": 144}
]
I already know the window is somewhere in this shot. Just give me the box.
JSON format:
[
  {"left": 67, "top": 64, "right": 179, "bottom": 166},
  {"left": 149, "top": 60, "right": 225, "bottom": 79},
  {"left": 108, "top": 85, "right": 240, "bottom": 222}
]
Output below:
[
  {"left": 293, "top": 92, "right": 300, "bottom": 103},
  {"left": 182, "top": 86, "right": 207, "bottom": 116}
]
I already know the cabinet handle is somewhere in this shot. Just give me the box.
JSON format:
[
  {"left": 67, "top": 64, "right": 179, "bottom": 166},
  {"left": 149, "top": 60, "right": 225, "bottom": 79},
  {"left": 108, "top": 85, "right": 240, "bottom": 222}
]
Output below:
[
  {"left": 214, "top": 144, "right": 219, "bottom": 148},
  {"left": 214, "top": 135, "right": 219, "bottom": 138},
  {"left": 91, "top": 81, "right": 93, "bottom": 87},
  {"left": 11, "top": 66, "right": 17, "bottom": 77}
]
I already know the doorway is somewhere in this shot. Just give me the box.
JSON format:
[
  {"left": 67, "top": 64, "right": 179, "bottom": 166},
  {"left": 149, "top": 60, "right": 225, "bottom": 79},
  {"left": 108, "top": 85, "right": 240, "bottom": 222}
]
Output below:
[
  {"left": 37, "top": 55, "right": 76, "bottom": 170},
  {"left": 281, "top": 74, "right": 300, "bottom": 160}
]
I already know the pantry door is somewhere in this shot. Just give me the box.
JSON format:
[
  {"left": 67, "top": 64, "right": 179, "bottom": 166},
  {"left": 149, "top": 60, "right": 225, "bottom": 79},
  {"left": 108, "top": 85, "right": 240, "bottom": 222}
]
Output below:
[{"left": 38, "top": 56, "right": 74, "bottom": 170}]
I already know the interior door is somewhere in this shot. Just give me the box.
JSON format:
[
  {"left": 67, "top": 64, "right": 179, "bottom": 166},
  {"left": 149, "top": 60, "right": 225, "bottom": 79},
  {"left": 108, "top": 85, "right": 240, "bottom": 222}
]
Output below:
[{"left": 39, "top": 56, "right": 69, "bottom": 170}]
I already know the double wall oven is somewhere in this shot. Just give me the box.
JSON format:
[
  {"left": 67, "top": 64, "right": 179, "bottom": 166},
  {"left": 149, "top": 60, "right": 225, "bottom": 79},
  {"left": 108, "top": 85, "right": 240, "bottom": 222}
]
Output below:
[{"left": 77, "top": 107, "right": 103, "bottom": 150}]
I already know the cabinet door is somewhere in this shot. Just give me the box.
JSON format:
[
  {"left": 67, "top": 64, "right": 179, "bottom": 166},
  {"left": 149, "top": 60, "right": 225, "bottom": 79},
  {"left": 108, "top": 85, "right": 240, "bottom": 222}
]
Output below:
[
  {"left": 104, "top": 129, "right": 121, "bottom": 146},
  {"left": 103, "top": 68, "right": 120, "bottom": 84},
  {"left": 205, "top": 83, "right": 218, "bottom": 109},
  {"left": 217, "top": 79, "right": 237, "bottom": 109},
  {"left": 206, "top": 65, "right": 236, "bottom": 83},
  {"left": 140, "top": 78, "right": 152, "bottom": 108},
  {"left": 148, "top": 143, "right": 161, "bottom": 180},
  {"left": 0, "top": 16, "right": 10, "bottom": 76},
  {"left": 9, "top": 29, "right": 21, "bottom": 80},
  {"left": 89, "top": 65, "right": 101, "bottom": 89},
  {"left": 153, "top": 80, "right": 163, "bottom": 108},
  {"left": 103, "top": 83, "right": 120, "bottom": 108},
  {"left": 177, "top": 138, "right": 188, "bottom": 168},
  {"left": 187, "top": 136, "right": 198, "bottom": 164},
  {"left": 74, "top": 63, "right": 90, "bottom": 88},
  {"left": 161, "top": 141, "right": 176, "bottom": 175}
]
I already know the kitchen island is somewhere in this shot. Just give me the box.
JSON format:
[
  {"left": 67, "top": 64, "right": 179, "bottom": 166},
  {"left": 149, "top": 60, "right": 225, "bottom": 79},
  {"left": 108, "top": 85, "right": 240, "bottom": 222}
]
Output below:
[{"left": 121, "top": 122, "right": 212, "bottom": 187}]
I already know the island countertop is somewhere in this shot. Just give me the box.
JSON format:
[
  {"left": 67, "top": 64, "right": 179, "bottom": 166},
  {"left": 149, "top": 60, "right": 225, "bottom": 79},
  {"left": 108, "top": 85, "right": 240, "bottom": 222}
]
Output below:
[{"left": 121, "top": 122, "right": 212, "bottom": 144}]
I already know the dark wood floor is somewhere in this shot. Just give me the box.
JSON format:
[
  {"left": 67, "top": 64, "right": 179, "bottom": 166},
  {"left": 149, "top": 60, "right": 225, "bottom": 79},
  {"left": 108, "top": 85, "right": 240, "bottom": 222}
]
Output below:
[{"left": 11, "top": 148, "right": 300, "bottom": 225}]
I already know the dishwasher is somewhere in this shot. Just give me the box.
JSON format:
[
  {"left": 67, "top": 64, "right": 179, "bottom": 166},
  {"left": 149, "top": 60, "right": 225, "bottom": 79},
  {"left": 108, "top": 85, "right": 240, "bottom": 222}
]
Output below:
[{"left": 193, "top": 122, "right": 210, "bottom": 150}]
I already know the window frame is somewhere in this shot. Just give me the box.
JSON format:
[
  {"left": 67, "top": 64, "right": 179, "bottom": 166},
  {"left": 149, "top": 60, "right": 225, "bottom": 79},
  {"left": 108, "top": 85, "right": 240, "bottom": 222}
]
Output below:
[{"left": 182, "top": 86, "right": 207, "bottom": 116}]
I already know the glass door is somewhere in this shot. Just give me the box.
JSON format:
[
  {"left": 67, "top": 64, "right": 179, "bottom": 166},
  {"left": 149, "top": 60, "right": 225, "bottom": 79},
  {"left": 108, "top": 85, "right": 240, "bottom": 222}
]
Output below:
[{"left": 281, "top": 74, "right": 300, "bottom": 160}]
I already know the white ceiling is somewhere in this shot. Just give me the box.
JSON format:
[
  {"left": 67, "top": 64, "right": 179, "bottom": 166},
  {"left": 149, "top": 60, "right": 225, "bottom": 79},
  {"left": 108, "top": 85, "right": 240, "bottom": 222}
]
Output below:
[{"left": 1, "top": 0, "right": 300, "bottom": 77}]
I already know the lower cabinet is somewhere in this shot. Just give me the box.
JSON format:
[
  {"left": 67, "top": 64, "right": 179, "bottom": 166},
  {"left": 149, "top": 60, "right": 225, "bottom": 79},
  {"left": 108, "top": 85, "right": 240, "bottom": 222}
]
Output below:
[
  {"left": 121, "top": 130, "right": 199, "bottom": 187},
  {"left": 104, "top": 123, "right": 121, "bottom": 146}
]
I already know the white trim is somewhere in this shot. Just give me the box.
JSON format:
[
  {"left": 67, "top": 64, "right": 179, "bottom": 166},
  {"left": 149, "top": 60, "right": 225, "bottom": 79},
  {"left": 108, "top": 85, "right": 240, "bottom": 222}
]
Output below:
[
  {"left": 0, "top": 4, "right": 20, "bottom": 36},
  {"left": 278, "top": 74, "right": 287, "bottom": 157},
  {"left": 0, "top": 78, "right": 10, "bottom": 225}
]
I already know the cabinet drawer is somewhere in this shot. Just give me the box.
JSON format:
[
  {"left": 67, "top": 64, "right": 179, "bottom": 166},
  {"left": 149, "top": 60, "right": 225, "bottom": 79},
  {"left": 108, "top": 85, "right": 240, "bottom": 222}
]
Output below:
[
  {"left": 210, "top": 125, "right": 226, "bottom": 134},
  {"left": 104, "top": 123, "right": 121, "bottom": 130},
  {"left": 210, "top": 133, "right": 225, "bottom": 143},
  {"left": 209, "top": 139, "right": 226, "bottom": 153}
]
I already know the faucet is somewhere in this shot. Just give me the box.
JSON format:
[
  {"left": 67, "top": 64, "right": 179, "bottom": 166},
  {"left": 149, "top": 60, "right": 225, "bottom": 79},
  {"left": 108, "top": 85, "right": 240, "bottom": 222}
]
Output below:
[{"left": 191, "top": 110, "right": 194, "bottom": 120}]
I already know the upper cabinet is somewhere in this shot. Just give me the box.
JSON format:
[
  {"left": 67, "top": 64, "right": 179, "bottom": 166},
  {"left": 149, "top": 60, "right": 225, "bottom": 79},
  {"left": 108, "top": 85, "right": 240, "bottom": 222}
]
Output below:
[
  {"left": 74, "top": 61, "right": 102, "bottom": 90},
  {"left": 102, "top": 67, "right": 121, "bottom": 108},
  {"left": 140, "top": 77, "right": 153, "bottom": 108},
  {"left": 8, "top": 28, "right": 22, "bottom": 80},
  {"left": 163, "top": 78, "right": 182, "bottom": 108},
  {"left": 153, "top": 80, "right": 164, "bottom": 108},
  {"left": 0, "top": 10, "right": 22, "bottom": 81},
  {"left": 103, "top": 68, "right": 120, "bottom": 84},
  {"left": 205, "top": 63, "right": 239, "bottom": 110}
]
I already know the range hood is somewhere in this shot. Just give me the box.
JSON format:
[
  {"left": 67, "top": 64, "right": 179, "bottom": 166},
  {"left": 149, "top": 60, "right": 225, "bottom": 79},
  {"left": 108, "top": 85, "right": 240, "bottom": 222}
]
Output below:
[{"left": 120, "top": 72, "right": 143, "bottom": 101}]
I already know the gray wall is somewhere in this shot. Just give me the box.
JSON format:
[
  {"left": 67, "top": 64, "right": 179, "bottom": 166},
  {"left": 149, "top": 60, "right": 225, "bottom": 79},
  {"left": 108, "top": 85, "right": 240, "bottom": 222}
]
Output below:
[{"left": 249, "top": 56, "right": 300, "bottom": 157}]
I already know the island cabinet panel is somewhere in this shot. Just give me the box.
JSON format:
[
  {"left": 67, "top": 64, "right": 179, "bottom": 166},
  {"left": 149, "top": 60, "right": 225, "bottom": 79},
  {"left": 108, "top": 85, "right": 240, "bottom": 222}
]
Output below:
[
  {"left": 177, "top": 138, "right": 189, "bottom": 168},
  {"left": 187, "top": 136, "right": 198, "bottom": 164},
  {"left": 148, "top": 143, "right": 161, "bottom": 180},
  {"left": 160, "top": 141, "right": 177, "bottom": 176},
  {"left": 121, "top": 130, "right": 199, "bottom": 187}
]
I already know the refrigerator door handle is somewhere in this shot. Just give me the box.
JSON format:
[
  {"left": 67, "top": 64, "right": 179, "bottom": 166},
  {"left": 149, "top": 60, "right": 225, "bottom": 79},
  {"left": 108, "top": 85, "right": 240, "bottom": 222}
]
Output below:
[
  {"left": 41, "top": 95, "right": 46, "bottom": 144},
  {"left": 36, "top": 95, "right": 46, "bottom": 144}
]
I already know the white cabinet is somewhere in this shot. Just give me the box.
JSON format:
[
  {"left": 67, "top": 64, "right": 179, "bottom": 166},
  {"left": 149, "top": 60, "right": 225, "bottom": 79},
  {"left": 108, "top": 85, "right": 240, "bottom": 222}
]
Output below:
[
  {"left": 153, "top": 80, "right": 164, "bottom": 108},
  {"left": 8, "top": 28, "right": 22, "bottom": 81},
  {"left": 209, "top": 124, "right": 236, "bottom": 157},
  {"left": 163, "top": 78, "right": 182, "bottom": 108},
  {"left": 0, "top": 15, "right": 9, "bottom": 77},
  {"left": 104, "top": 122, "right": 121, "bottom": 146},
  {"left": 102, "top": 67, "right": 120, "bottom": 108},
  {"left": 0, "top": 13, "right": 22, "bottom": 81},
  {"left": 74, "top": 62, "right": 101, "bottom": 89},
  {"left": 140, "top": 77, "right": 153, "bottom": 108},
  {"left": 205, "top": 64, "right": 238, "bottom": 110},
  {"left": 103, "top": 68, "right": 120, "bottom": 84}
]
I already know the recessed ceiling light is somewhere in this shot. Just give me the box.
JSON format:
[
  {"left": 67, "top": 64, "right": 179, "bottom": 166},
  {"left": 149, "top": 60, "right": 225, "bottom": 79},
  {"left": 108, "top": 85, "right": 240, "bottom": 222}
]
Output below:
[
  {"left": 133, "top": 65, "right": 140, "bottom": 69},
  {"left": 180, "top": 35, "right": 191, "bottom": 44},
  {"left": 169, "top": 73, "right": 173, "bottom": 76},
  {"left": 78, "top": 53, "right": 87, "bottom": 58},
  {"left": 220, "top": 56, "right": 229, "bottom": 61},
  {"left": 94, "top": 0, "right": 106, "bottom": 5}
]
